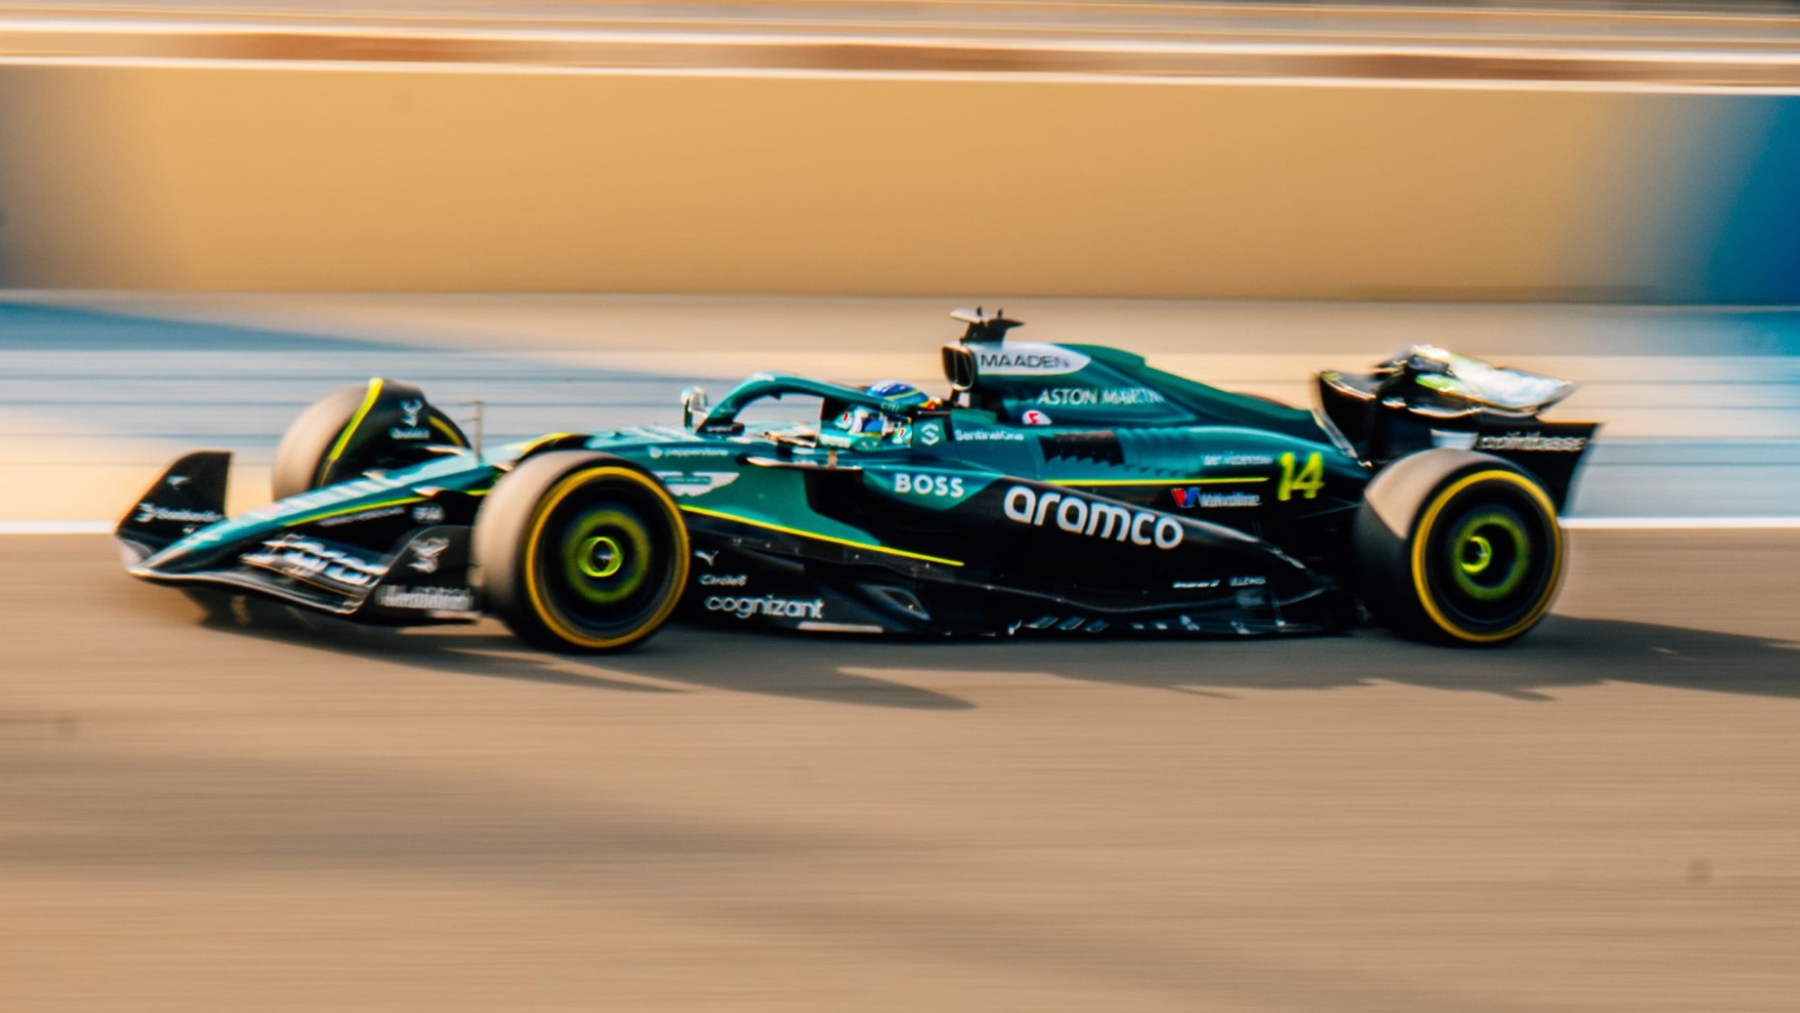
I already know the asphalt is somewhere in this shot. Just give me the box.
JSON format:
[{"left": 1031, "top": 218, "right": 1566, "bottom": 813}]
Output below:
[{"left": 1, "top": 529, "right": 1796, "bottom": 1012}]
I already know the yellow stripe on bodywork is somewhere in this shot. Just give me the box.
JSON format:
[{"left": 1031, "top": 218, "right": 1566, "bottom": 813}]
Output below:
[
  {"left": 428, "top": 415, "right": 467, "bottom": 446},
  {"left": 291, "top": 494, "right": 424, "bottom": 525},
  {"left": 1048, "top": 476, "right": 1267, "bottom": 487},
  {"left": 321, "top": 378, "right": 385, "bottom": 479},
  {"left": 679, "top": 504, "right": 964, "bottom": 568}
]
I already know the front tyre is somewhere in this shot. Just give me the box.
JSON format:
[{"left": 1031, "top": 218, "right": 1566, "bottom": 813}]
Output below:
[
  {"left": 1355, "top": 450, "right": 1564, "bottom": 646},
  {"left": 473, "top": 451, "right": 689, "bottom": 653}
]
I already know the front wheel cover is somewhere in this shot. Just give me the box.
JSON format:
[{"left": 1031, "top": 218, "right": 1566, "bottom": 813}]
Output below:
[{"left": 475, "top": 452, "right": 689, "bottom": 652}]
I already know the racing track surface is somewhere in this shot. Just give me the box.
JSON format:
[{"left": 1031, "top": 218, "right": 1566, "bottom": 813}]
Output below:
[{"left": 2, "top": 529, "right": 1797, "bottom": 1012}]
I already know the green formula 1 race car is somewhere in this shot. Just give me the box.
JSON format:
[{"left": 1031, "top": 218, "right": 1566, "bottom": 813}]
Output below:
[{"left": 118, "top": 310, "right": 1598, "bottom": 651}]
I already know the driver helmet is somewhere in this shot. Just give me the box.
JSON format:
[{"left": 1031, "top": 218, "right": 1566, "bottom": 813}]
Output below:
[
  {"left": 865, "top": 380, "right": 938, "bottom": 410},
  {"left": 834, "top": 405, "right": 908, "bottom": 440}
]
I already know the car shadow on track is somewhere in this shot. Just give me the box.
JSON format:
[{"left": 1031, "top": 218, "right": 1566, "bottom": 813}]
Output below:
[
  {"left": 875, "top": 615, "right": 1799, "bottom": 703},
  {"left": 194, "top": 594, "right": 975, "bottom": 710},
  {"left": 196, "top": 590, "right": 1796, "bottom": 707}
]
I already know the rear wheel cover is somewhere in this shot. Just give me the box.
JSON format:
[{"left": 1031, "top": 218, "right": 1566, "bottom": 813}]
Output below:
[{"left": 1410, "top": 470, "right": 1562, "bottom": 644}]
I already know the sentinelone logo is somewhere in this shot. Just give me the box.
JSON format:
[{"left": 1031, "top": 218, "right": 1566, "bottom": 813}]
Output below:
[
  {"left": 705, "top": 595, "right": 823, "bottom": 620},
  {"left": 1002, "top": 486, "right": 1183, "bottom": 549},
  {"left": 1476, "top": 432, "right": 1587, "bottom": 453}
]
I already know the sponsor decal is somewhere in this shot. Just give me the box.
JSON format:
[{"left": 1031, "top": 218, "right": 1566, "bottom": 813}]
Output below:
[
  {"left": 1172, "top": 488, "right": 1260, "bottom": 509},
  {"left": 1229, "top": 575, "right": 1266, "bottom": 588},
  {"left": 1476, "top": 432, "right": 1588, "bottom": 453},
  {"left": 387, "top": 399, "right": 431, "bottom": 440},
  {"left": 166, "top": 474, "right": 191, "bottom": 489},
  {"left": 648, "top": 445, "right": 734, "bottom": 460},
  {"left": 654, "top": 471, "right": 739, "bottom": 497},
  {"left": 376, "top": 585, "right": 476, "bottom": 612},
  {"left": 1001, "top": 486, "right": 1183, "bottom": 549},
  {"left": 973, "top": 343, "right": 1091, "bottom": 376},
  {"left": 1034, "top": 387, "right": 1166, "bottom": 407},
  {"left": 244, "top": 535, "right": 387, "bottom": 590},
  {"left": 133, "top": 503, "right": 224, "bottom": 526},
  {"left": 892, "top": 473, "right": 966, "bottom": 498},
  {"left": 318, "top": 505, "right": 407, "bottom": 527},
  {"left": 704, "top": 595, "right": 824, "bottom": 620},
  {"left": 693, "top": 549, "right": 720, "bottom": 566},
  {"left": 408, "top": 536, "right": 451, "bottom": 574},
  {"left": 1020, "top": 410, "right": 1053, "bottom": 426},
  {"left": 918, "top": 421, "right": 944, "bottom": 446},
  {"left": 1202, "top": 453, "right": 1272, "bottom": 467},
  {"left": 412, "top": 502, "right": 446, "bottom": 524},
  {"left": 1172, "top": 579, "right": 1221, "bottom": 589},
  {"left": 699, "top": 573, "right": 748, "bottom": 587},
  {"left": 955, "top": 429, "right": 1026, "bottom": 442}
]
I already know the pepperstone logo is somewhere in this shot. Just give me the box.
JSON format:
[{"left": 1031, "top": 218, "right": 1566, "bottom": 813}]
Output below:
[
  {"left": 1001, "top": 486, "right": 1183, "bottom": 549},
  {"left": 1476, "top": 432, "right": 1588, "bottom": 453},
  {"left": 704, "top": 595, "right": 824, "bottom": 620}
]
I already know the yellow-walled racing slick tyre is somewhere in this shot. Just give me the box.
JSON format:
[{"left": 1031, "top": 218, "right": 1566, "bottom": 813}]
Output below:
[
  {"left": 1355, "top": 449, "right": 1565, "bottom": 646},
  {"left": 473, "top": 451, "right": 690, "bottom": 653}
]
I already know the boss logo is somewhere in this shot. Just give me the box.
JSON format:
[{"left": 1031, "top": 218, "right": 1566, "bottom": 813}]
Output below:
[
  {"left": 893, "top": 473, "right": 965, "bottom": 498},
  {"left": 1002, "top": 486, "right": 1183, "bottom": 549}
]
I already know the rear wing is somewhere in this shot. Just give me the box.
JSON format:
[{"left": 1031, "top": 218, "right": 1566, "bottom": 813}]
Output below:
[{"left": 1317, "top": 346, "right": 1598, "bottom": 511}]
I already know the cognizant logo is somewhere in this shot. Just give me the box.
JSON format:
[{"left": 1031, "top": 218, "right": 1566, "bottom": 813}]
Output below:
[
  {"left": 1001, "top": 486, "right": 1183, "bottom": 549},
  {"left": 704, "top": 595, "right": 824, "bottom": 620}
]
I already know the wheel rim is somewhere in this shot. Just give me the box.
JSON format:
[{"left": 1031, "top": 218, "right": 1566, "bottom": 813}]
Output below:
[
  {"left": 1447, "top": 508, "right": 1530, "bottom": 601},
  {"left": 1415, "top": 471, "right": 1561, "bottom": 641},
  {"left": 526, "top": 469, "right": 686, "bottom": 646}
]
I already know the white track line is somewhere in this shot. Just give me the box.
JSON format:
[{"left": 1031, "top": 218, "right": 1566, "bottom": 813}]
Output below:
[
  {"left": 1560, "top": 517, "right": 1800, "bottom": 530},
  {"left": 6, "top": 517, "right": 1800, "bottom": 535},
  {"left": 0, "top": 521, "right": 115, "bottom": 535}
]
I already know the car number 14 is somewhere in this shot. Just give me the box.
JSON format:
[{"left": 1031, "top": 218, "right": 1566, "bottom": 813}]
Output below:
[{"left": 1277, "top": 451, "right": 1325, "bottom": 501}]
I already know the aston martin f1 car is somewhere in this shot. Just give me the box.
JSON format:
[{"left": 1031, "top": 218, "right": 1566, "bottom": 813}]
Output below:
[{"left": 118, "top": 310, "right": 1598, "bottom": 650}]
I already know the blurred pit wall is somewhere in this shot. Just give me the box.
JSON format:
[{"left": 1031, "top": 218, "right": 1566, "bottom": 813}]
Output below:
[{"left": 0, "top": 63, "right": 1797, "bottom": 302}]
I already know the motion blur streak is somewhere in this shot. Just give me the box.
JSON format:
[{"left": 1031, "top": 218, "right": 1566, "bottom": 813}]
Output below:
[
  {"left": 0, "top": 529, "right": 1796, "bottom": 1012},
  {"left": 0, "top": 3, "right": 1795, "bottom": 298}
]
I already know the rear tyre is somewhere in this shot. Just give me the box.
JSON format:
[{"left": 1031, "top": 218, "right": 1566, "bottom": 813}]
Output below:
[
  {"left": 473, "top": 451, "right": 689, "bottom": 653},
  {"left": 1355, "top": 450, "right": 1564, "bottom": 646}
]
